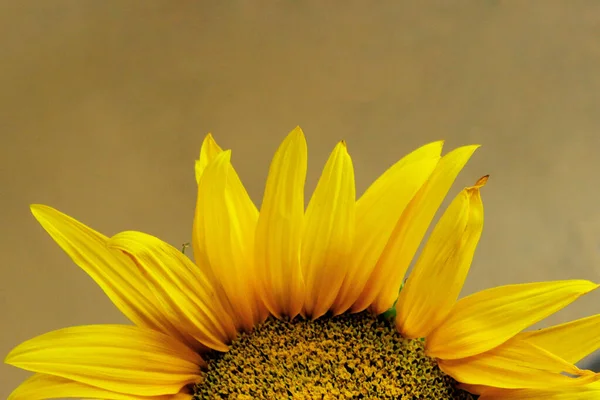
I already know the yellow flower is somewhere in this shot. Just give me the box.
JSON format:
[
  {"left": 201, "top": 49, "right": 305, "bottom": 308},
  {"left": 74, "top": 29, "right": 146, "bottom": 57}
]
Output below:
[{"left": 5, "top": 127, "right": 600, "bottom": 399}]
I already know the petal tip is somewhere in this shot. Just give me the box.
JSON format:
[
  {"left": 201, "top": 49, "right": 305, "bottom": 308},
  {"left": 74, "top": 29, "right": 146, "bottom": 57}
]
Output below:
[
  {"left": 431, "top": 139, "right": 445, "bottom": 150},
  {"left": 200, "top": 133, "right": 224, "bottom": 156},
  {"left": 30, "top": 204, "right": 54, "bottom": 222},
  {"left": 463, "top": 143, "right": 482, "bottom": 153},
  {"left": 30, "top": 203, "right": 45, "bottom": 214},
  {"left": 218, "top": 149, "right": 232, "bottom": 162},
  {"left": 474, "top": 175, "right": 489, "bottom": 188},
  {"left": 286, "top": 126, "right": 308, "bottom": 147},
  {"left": 4, "top": 343, "right": 22, "bottom": 365},
  {"left": 445, "top": 143, "right": 481, "bottom": 161},
  {"left": 579, "top": 280, "right": 600, "bottom": 291}
]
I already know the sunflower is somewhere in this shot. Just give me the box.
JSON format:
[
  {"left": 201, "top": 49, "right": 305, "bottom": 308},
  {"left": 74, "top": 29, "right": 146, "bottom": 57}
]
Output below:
[{"left": 5, "top": 127, "right": 600, "bottom": 399}]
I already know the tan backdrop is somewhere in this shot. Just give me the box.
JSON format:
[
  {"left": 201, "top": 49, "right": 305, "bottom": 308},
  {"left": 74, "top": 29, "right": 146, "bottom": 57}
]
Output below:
[{"left": 2, "top": 1, "right": 600, "bottom": 396}]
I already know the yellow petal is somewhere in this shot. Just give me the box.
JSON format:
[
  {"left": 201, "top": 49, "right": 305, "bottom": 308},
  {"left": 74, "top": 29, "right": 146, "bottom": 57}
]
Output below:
[
  {"left": 109, "top": 231, "right": 238, "bottom": 351},
  {"left": 301, "top": 141, "right": 355, "bottom": 319},
  {"left": 478, "top": 383, "right": 600, "bottom": 400},
  {"left": 462, "top": 381, "right": 600, "bottom": 398},
  {"left": 192, "top": 139, "right": 239, "bottom": 325},
  {"left": 194, "top": 133, "right": 223, "bottom": 184},
  {"left": 427, "top": 280, "right": 599, "bottom": 359},
  {"left": 29, "top": 205, "right": 193, "bottom": 347},
  {"left": 367, "top": 145, "right": 480, "bottom": 314},
  {"left": 255, "top": 127, "right": 307, "bottom": 318},
  {"left": 192, "top": 136, "right": 239, "bottom": 325},
  {"left": 517, "top": 313, "right": 600, "bottom": 365},
  {"left": 7, "top": 374, "right": 191, "bottom": 400},
  {"left": 438, "top": 339, "right": 597, "bottom": 390},
  {"left": 396, "top": 177, "right": 486, "bottom": 338},
  {"left": 331, "top": 141, "right": 442, "bottom": 314},
  {"left": 5, "top": 325, "right": 203, "bottom": 396},
  {"left": 457, "top": 383, "right": 492, "bottom": 395},
  {"left": 195, "top": 151, "right": 261, "bottom": 331}
]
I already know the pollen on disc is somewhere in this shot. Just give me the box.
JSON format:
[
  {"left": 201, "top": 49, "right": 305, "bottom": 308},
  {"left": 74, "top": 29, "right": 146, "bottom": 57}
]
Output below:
[{"left": 193, "top": 312, "right": 475, "bottom": 399}]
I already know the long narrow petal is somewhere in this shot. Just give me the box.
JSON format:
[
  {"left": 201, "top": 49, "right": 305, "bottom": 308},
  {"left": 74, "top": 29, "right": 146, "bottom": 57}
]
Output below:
[
  {"left": 478, "top": 383, "right": 600, "bottom": 400},
  {"left": 255, "top": 127, "right": 307, "bottom": 318},
  {"left": 191, "top": 135, "right": 237, "bottom": 324},
  {"left": 109, "top": 231, "right": 238, "bottom": 351},
  {"left": 301, "top": 141, "right": 355, "bottom": 319},
  {"left": 8, "top": 374, "right": 191, "bottom": 400},
  {"left": 438, "top": 339, "right": 597, "bottom": 390},
  {"left": 427, "top": 280, "right": 599, "bottom": 359},
  {"left": 5, "top": 325, "right": 203, "bottom": 396},
  {"left": 516, "top": 313, "right": 600, "bottom": 365},
  {"left": 331, "top": 141, "right": 442, "bottom": 314},
  {"left": 29, "top": 205, "right": 193, "bottom": 347},
  {"left": 367, "top": 145, "right": 480, "bottom": 314},
  {"left": 196, "top": 151, "right": 262, "bottom": 330},
  {"left": 460, "top": 380, "right": 600, "bottom": 397},
  {"left": 396, "top": 176, "right": 486, "bottom": 338},
  {"left": 194, "top": 133, "right": 223, "bottom": 184}
]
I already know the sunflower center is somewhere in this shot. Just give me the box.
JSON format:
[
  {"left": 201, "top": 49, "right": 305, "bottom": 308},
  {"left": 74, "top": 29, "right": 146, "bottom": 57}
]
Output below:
[{"left": 193, "top": 312, "right": 475, "bottom": 399}]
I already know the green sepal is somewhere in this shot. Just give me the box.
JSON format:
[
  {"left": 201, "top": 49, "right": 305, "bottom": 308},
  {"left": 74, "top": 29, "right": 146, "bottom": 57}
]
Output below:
[{"left": 380, "top": 281, "right": 405, "bottom": 321}]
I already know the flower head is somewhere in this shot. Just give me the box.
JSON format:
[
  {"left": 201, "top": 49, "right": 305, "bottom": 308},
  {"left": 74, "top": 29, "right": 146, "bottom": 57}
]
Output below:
[{"left": 5, "top": 127, "right": 600, "bottom": 399}]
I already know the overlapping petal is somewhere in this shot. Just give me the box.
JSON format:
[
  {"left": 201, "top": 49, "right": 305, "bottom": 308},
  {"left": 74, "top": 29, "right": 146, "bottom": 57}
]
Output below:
[
  {"left": 4, "top": 325, "right": 203, "bottom": 396},
  {"left": 517, "top": 313, "right": 600, "bottom": 364},
  {"left": 396, "top": 176, "right": 486, "bottom": 338},
  {"left": 478, "top": 382, "right": 600, "bottom": 399},
  {"left": 437, "top": 338, "right": 596, "bottom": 390},
  {"left": 365, "top": 145, "right": 480, "bottom": 314},
  {"left": 7, "top": 373, "right": 191, "bottom": 400},
  {"left": 427, "top": 280, "right": 599, "bottom": 359},
  {"left": 109, "top": 231, "right": 238, "bottom": 351},
  {"left": 194, "top": 150, "right": 262, "bottom": 331},
  {"left": 9, "top": 130, "right": 600, "bottom": 399},
  {"left": 332, "top": 141, "right": 443, "bottom": 314},
  {"left": 29, "top": 205, "right": 195, "bottom": 347},
  {"left": 194, "top": 133, "right": 223, "bottom": 184},
  {"left": 191, "top": 135, "right": 241, "bottom": 325}
]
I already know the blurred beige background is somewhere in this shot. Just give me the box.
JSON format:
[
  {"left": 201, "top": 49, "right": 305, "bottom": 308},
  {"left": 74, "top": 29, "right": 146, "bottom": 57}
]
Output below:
[{"left": 2, "top": 1, "right": 600, "bottom": 396}]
